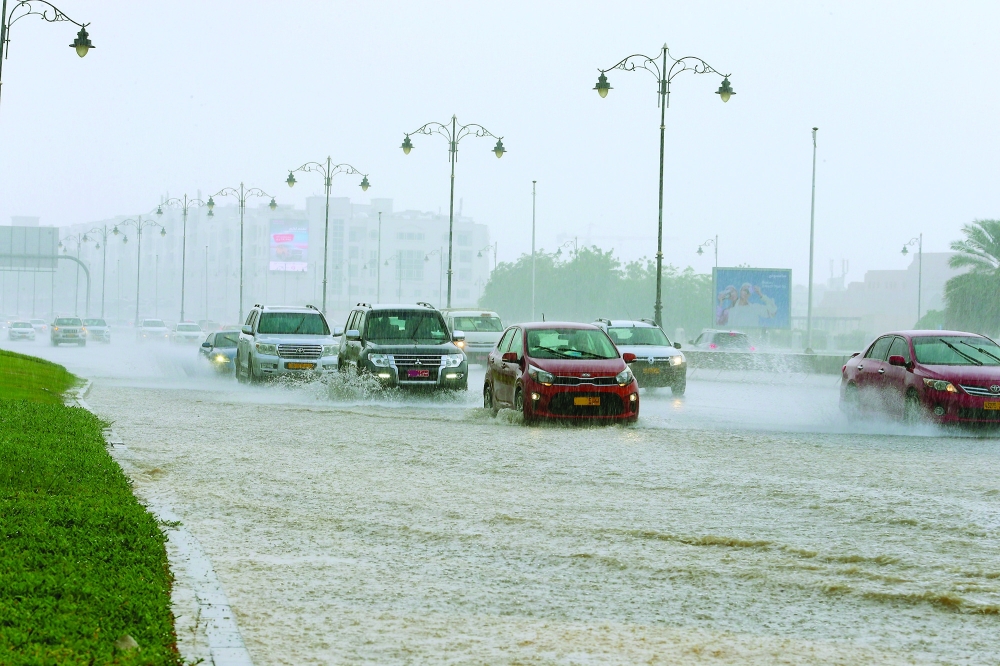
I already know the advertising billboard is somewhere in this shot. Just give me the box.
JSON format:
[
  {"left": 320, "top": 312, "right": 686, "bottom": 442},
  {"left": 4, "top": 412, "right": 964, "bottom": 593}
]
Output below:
[
  {"left": 712, "top": 267, "right": 792, "bottom": 330},
  {"left": 269, "top": 220, "right": 308, "bottom": 272},
  {"left": 0, "top": 226, "right": 58, "bottom": 272}
]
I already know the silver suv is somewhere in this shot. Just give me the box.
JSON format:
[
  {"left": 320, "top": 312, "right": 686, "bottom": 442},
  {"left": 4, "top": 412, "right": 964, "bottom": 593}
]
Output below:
[
  {"left": 51, "top": 317, "right": 86, "bottom": 346},
  {"left": 594, "top": 318, "right": 686, "bottom": 395},
  {"left": 235, "top": 304, "right": 339, "bottom": 383}
]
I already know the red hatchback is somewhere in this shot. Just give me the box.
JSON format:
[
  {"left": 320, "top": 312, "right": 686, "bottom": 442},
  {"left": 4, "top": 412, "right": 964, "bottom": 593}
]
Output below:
[
  {"left": 484, "top": 322, "right": 640, "bottom": 424},
  {"left": 841, "top": 330, "right": 1000, "bottom": 424}
]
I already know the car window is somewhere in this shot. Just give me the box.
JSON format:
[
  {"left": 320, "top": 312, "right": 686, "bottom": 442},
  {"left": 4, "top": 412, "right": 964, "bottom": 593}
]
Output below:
[
  {"left": 215, "top": 332, "right": 239, "bottom": 348},
  {"left": 364, "top": 311, "right": 449, "bottom": 342},
  {"left": 55, "top": 317, "right": 82, "bottom": 326},
  {"left": 509, "top": 328, "right": 523, "bottom": 359},
  {"left": 608, "top": 326, "right": 670, "bottom": 346},
  {"left": 177, "top": 324, "right": 202, "bottom": 332},
  {"left": 257, "top": 312, "right": 329, "bottom": 335},
  {"left": 206, "top": 333, "right": 215, "bottom": 345},
  {"left": 865, "top": 336, "right": 893, "bottom": 361},
  {"left": 345, "top": 311, "right": 357, "bottom": 332},
  {"left": 83, "top": 319, "right": 106, "bottom": 326},
  {"left": 496, "top": 329, "right": 514, "bottom": 353},
  {"left": 452, "top": 315, "right": 504, "bottom": 333},
  {"left": 912, "top": 336, "right": 1000, "bottom": 366},
  {"left": 887, "top": 337, "right": 911, "bottom": 363},
  {"left": 12, "top": 322, "right": 32, "bottom": 328},
  {"left": 245, "top": 311, "right": 255, "bottom": 326},
  {"left": 526, "top": 328, "right": 619, "bottom": 360},
  {"left": 143, "top": 319, "right": 166, "bottom": 328}
]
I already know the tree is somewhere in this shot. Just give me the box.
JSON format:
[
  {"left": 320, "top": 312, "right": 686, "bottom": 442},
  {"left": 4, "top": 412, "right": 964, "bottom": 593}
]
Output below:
[{"left": 944, "top": 219, "right": 1000, "bottom": 335}]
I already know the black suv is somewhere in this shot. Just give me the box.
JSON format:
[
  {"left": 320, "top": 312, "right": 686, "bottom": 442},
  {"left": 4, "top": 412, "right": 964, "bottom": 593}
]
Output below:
[{"left": 339, "top": 303, "right": 469, "bottom": 391}]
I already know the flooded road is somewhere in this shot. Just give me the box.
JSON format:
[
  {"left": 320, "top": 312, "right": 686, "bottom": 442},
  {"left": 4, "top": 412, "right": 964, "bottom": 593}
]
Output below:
[{"left": 6, "top": 335, "right": 999, "bottom": 663}]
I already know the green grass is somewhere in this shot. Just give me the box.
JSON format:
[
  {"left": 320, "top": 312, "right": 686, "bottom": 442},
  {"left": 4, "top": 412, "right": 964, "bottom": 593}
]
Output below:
[
  {"left": 0, "top": 349, "right": 76, "bottom": 403},
  {"left": 0, "top": 354, "right": 182, "bottom": 664}
]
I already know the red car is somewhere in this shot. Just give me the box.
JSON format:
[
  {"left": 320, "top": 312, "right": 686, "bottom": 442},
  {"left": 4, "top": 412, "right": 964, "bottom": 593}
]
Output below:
[
  {"left": 840, "top": 330, "right": 1000, "bottom": 424},
  {"left": 484, "top": 322, "right": 640, "bottom": 424}
]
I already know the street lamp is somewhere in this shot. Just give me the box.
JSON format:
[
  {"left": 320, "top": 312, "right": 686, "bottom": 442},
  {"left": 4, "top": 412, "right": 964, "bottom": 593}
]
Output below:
[
  {"left": 285, "top": 157, "right": 370, "bottom": 314},
  {"left": 84, "top": 225, "right": 114, "bottom": 318},
  {"left": 595, "top": 42, "right": 733, "bottom": 327},
  {"left": 0, "top": 1, "right": 94, "bottom": 112},
  {"left": 209, "top": 183, "right": 276, "bottom": 323},
  {"left": 59, "top": 232, "right": 87, "bottom": 315},
  {"left": 477, "top": 242, "right": 498, "bottom": 271},
  {"left": 156, "top": 194, "right": 208, "bottom": 322},
  {"left": 400, "top": 114, "right": 506, "bottom": 308},
  {"left": 902, "top": 234, "right": 923, "bottom": 324},
  {"left": 555, "top": 238, "right": 578, "bottom": 257},
  {"left": 112, "top": 214, "right": 166, "bottom": 324},
  {"left": 697, "top": 236, "right": 718, "bottom": 268}
]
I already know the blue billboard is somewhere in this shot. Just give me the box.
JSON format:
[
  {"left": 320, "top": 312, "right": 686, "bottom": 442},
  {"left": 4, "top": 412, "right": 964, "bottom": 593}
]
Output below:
[
  {"left": 712, "top": 267, "right": 792, "bottom": 330},
  {"left": 269, "top": 220, "right": 308, "bottom": 272}
]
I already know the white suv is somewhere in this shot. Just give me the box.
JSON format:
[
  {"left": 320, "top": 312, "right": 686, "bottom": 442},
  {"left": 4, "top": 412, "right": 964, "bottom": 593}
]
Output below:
[
  {"left": 235, "top": 304, "right": 339, "bottom": 383},
  {"left": 440, "top": 308, "right": 504, "bottom": 365},
  {"left": 594, "top": 318, "right": 687, "bottom": 395}
]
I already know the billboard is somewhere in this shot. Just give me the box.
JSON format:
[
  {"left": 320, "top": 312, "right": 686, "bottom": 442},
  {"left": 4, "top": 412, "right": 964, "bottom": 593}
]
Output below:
[
  {"left": 269, "top": 220, "right": 308, "bottom": 272},
  {"left": 712, "top": 267, "right": 792, "bottom": 330},
  {"left": 0, "top": 226, "right": 58, "bottom": 272}
]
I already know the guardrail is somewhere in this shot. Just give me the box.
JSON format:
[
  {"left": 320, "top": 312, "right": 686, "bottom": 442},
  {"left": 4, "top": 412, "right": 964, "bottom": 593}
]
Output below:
[{"left": 682, "top": 350, "right": 852, "bottom": 375}]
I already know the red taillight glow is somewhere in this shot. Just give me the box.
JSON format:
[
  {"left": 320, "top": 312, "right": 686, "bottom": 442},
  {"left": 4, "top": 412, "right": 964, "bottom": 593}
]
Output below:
[
  {"left": 750, "top": 346, "right": 756, "bottom": 351},
  {"left": 709, "top": 343, "right": 718, "bottom": 349}
]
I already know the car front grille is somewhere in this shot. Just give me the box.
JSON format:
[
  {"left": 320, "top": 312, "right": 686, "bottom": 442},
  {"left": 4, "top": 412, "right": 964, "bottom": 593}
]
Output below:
[
  {"left": 548, "top": 392, "right": 625, "bottom": 416},
  {"left": 960, "top": 384, "right": 1000, "bottom": 397},
  {"left": 277, "top": 344, "right": 322, "bottom": 360},
  {"left": 957, "top": 407, "right": 1000, "bottom": 421},
  {"left": 392, "top": 355, "right": 442, "bottom": 381},
  {"left": 553, "top": 375, "right": 618, "bottom": 386}
]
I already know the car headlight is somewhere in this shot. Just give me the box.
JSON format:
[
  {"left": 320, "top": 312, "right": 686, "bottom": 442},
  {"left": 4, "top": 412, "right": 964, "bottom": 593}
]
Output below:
[
  {"left": 669, "top": 355, "right": 685, "bottom": 366},
  {"left": 616, "top": 367, "right": 634, "bottom": 386},
  {"left": 443, "top": 353, "right": 464, "bottom": 368},
  {"left": 923, "top": 378, "right": 957, "bottom": 393},
  {"left": 527, "top": 364, "right": 555, "bottom": 386},
  {"left": 214, "top": 354, "right": 228, "bottom": 363},
  {"left": 255, "top": 342, "right": 277, "bottom": 355},
  {"left": 322, "top": 345, "right": 337, "bottom": 357},
  {"left": 368, "top": 353, "right": 391, "bottom": 367}
]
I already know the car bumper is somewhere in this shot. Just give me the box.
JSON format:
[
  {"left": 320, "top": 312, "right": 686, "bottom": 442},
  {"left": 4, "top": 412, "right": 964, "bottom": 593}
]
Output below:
[
  {"left": 628, "top": 362, "right": 686, "bottom": 387},
  {"left": 9, "top": 332, "right": 34, "bottom": 340},
  {"left": 138, "top": 333, "right": 170, "bottom": 342},
  {"left": 921, "top": 391, "right": 1000, "bottom": 425},
  {"left": 523, "top": 379, "right": 639, "bottom": 421},
  {"left": 89, "top": 331, "right": 111, "bottom": 341},
  {"left": 366, "top": 363, "right": 468, "bottom": 389},
  {"left": 254, "top": 355, "right": 337, "bottom": 377}
]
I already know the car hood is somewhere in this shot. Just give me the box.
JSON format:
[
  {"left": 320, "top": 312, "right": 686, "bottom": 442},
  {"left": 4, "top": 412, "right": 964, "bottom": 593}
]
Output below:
[
  {"left": 366, "top": 341, "right": 464, "bottom": 355},
  {"left": 616, "top": 344, "right": 682, "bottom": 359},
  {"left": 256, "top": 334, "right": 335, "bottom": 345},
  {"left": 207, "top": 347, "right": 237, "bottom": 358},
  {"left": 525, "top": 356, "right": 626, "bottom": 376},
  {"left": 462, "top": 332, "right": 503, "bottom": 346},
  {"left": 140, "top": 327, "right": 168, "bottom": 333},
  {"left": 917, "top": 364, "right": 1000, "bottom": 384}
]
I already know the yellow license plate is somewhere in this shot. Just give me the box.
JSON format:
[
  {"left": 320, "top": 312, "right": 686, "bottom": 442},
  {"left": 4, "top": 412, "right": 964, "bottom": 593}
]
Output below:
[
  {"left": 574, "top": 396, "right": 600, "bottom": 406},
  {"left": 643, "top": 367, "right": 660, "bottom": 374},
  {"left": 286, "top": 362, "right": 315, "bottom": 370},
  {"left": 984, "top": 401, "right": 1000, "bottom": 410}
]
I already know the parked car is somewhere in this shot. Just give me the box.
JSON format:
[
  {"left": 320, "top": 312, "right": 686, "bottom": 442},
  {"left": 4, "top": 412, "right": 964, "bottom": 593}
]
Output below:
[
  {"left": 8, "top": 321, "right": 35, "bottom": 341},
  {"left": 200, "top": 330, "right": 239, "bottom": 373},
  {"left": 338, "top": 303, "right": 468, "bottom": 391},
  {"left": 594, "top": 318, "right": 686, "bottom": 395},
  {"left": 841, "top": 330, "right": 1000, "bottom": 424},
  {"left": 689, "top": 329, "right": 755, "bottom": 351},
  {"left": 82, "top": 318, "right": 111, "bottom": 343},
  {"left": 484, "top": 322, "right": 639, "bottom": 424},
  {"left": 51, "top": 317, "right": 86, "bottom": 346},
  {"left": 136, "top": 318, "right": 170, "bottom": 343},
  {"left": 440, "top": 308, "right": 504, "bottom": 364},
  {"left": 236, "top": 304, "right": 339, "bottom": 383},
  {"left": 29, "top": 319, "right": 48, "bottom": 334},
  {"left": 171, "top": 322, "right": 204, "bottom": 344}
]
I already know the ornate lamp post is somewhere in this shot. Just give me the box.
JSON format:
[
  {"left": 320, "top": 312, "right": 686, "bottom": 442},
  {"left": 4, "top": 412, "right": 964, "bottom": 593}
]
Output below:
[
  {"left": 0, "top": 0, "right": 93, "bottom": 111},
  {"left": 112, "top": 215, "right": 165, "bottom": 324},
  {"left": 83, "top": 224, "right": 113, "bottom": 318},
  {"left": 156, "top": 194, "right": 207, "bottom": 322},
  {"left": 477, "top": 242, "right": 497, "bottom": 271},
  {"left": 902, "top": 234, "right": 923, "bottom": 324},
  {"left": 207, "top": 184, "right": 276, "bottom": 323},
  {"left": 57, "top": 232, "right": 86, "bottom": 315},
  {"left": 697, "top": 236, "right": 718, "bottom": 268},
  {"left": 285, "top": 157, "right": 370, "bottom": 314},
  {"left": 594, "top": 43, "right": 733, "bottom": 327},
  {"left": 400, "top": 115, "right": 506, "bottom": 308}
]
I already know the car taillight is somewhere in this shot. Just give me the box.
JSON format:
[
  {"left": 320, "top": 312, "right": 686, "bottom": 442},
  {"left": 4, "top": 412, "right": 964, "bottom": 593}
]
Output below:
[{"left": 709, "top": 343, "right": 717, "bottom": 349}]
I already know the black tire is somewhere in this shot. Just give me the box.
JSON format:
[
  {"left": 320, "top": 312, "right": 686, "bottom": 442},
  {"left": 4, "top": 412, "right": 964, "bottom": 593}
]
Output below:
[
  {"left": 235, "top": 353, "right": 247, "bottom": 384},
  {"left": 904, "top": 389, "right": 922, "bottom": 424},
  {"left": 247, "top": 358, "right": 261, "bottom": 385},
  {"left": 671, "top": 377, "right": 686, "bottom": 396},
  {"left": 515, "top": 387, "right": 534, "bottom": 426},
  {"left": 484, "top": 383, "right": 499, "bottom": 416}
]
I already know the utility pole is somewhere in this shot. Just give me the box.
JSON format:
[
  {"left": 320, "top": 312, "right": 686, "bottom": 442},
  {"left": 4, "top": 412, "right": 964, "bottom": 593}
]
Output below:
[
  {"left": 532, "top": 180, "right": 537, "bottom": 321},
  {"left": 805, "top": 127, "right": 818, "bottom": 353}
]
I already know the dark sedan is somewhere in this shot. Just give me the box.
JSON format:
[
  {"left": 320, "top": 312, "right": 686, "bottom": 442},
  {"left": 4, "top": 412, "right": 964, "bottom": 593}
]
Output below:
[{"left": 200, "top": 330, "right": 239, "bottom": 373}]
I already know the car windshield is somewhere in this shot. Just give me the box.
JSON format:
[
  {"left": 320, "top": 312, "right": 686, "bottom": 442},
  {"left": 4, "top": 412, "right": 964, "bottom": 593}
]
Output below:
[
  {"left": 214, "top": 332, "right": 239, "bottom": 348},
  {"left": 365, "top": 311, "right": 450, "bottom": 342},
  {"left": 55, "top": 318, "right": 82, "bottom": 326},
  {"left": 30, "top": 319, "right": 45, "bottom": 324},
  {"left": 912, "top": 336, "right": 1000, "bottom": 366},
  {"left": 607, "top": 326, "right": 670, "bottom": 346},
  {"left": 83, "top": 319, "right": 106, "bottom": 326},
  {"left": 257, "top": 312, "right": 329, "bottom": 335},
  {"left": 711, "top": 332, "right": 750, "bottom": 349},
  {"left": 12, "top": 322, "right": 32, "bottom": 328},
  {"left": 452, "top": 315, "right": 504, "bottom": 333},
  {"left": 177, "top": 324, "right": 201, "bottom": 332},
  {"left": 526, "top": 328, "right": 619, "bottom": 360},
  {"left": 142, "top": 320, "right": 166, "bottom": 328}
]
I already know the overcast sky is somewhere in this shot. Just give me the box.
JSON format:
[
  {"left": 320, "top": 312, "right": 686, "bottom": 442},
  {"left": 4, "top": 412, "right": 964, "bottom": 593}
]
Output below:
[{"left": 1, "top": 1, "right": 997, "bottom": 286}]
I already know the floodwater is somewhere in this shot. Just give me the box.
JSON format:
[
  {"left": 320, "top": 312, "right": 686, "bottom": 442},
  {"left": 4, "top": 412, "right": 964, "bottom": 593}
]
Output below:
[{"left": 4, "top": 332, "right": 999, "bottom": 664}]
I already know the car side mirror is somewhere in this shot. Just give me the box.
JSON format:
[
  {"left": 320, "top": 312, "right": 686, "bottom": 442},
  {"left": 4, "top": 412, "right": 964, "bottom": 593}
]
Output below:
[
  {"left": 674, "top": 342, "right": 682, "bottom": 349},
  {"left": 688, "top": 339, "right": 694, "bottom": 345},
  {"left": 502, "top": 351, "right": 518, "bottom": 364},
  {"left": 622, "top": 352, "right": 637, "bottom": 363},
  {"left": 888, "top": 355, "right": 907, "bottom": 367},
  {"left": 452, "top": 330, "right": 466, "bottom": 342},
  {"left": 241, "top": 325, "right": 252, "bottom": 335},
  {"left": 333, "top": 326, "right": 344, "bottom": 337},
  {"left": 346, "top": 329, "right": 361, "bottom": 341},
  {"left": 202, "top": 342, "right": 211, "bottom": 348}
]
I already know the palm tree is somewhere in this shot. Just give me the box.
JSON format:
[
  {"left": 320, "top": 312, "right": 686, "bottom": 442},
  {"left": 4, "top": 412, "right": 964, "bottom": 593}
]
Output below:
[
  {"left": 945, "top": 220, "right": 1000, "bottom": 334},
  {"left": 949, "top": 219, "right": 1000, "bottom": 273}
]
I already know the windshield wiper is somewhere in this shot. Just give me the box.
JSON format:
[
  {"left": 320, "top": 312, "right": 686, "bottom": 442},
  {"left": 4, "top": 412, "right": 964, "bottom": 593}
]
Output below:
[
  {"left": 958, "top": 340, "right": 1000, "bottom": 364},
  {"left": 531, "top": 345, "right": 573, "bottom": 358},
  {"left": 570, "top": 349, "right": 611, "bottom": 359},
  {"left": 939, "top": 338, "right": 983, "bottom": 366}
]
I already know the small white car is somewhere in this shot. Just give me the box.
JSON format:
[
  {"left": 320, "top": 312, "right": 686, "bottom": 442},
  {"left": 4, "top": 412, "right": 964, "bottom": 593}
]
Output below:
[
  {"left": 8, "top": 321, "right": 36, "bottom": 341},
  {"left": 689, "top": 329, "right": 755, "bottom": 352},
  {"left": 30, "top": 318, "right": 48, "bottom": 334},
  {"left": 594, "top": 319, "right": 687, "bottom": 395},
  {"left": 136, "top": 318, "right": 170, "bottom": 343},
  {"left": 440, "top": 308, "right": 504, "bottom": 365},
  {"left": 83, "top": 318, "right": 111, "bottom": 343},
  {"left": 171, "top": 322, "right": 204, "bottom": 344}
]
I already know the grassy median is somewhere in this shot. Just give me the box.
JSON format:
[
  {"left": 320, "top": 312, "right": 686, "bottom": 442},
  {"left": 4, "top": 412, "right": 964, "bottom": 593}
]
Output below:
[{"left": 0, "top": 350, "right": 181, "bottom": 665}]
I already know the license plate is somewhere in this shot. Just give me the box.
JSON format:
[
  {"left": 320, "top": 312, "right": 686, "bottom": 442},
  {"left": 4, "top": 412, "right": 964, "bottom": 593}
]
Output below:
[
  {"left": 65, "top": 332, "right": 77, "bottom": 337},
  {"left": 985, "top": 402, "right": 1000, "bottom": 410},
  {"left": 643, "top": 367, "right": 661, "bottom": 374},
  {"left": 286, "top": 362, "right": 315, "bottom": 370},
  {"left": 407, "top": 369, "right": 430, "bottom": 378},
  {"left": 574, "top": 396, "right": 600, "bottom": 406}
]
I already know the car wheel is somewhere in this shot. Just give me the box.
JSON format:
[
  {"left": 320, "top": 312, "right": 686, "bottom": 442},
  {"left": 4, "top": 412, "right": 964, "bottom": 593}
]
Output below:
[
  {"left": 79, "top": 340, "right": 86, "bottom": 347},
  {"left": 903, "top": 389, "right": 922, "bottom": 424},
  {"left": 235, "top": 353, "right": 247, "bottom": 384},
  {"left": 515, "top": 387, "right": 534, "bottom": 426},
  {"left": 484, "top": 383, "right": 499, "bottom": 417},
  {"left": 671, "top": 377, "right": 686, "bottom": 396},
  {"left": 247, "top": 358, "right": 261, "bottom": 384},
  {"left": 841, "top": 382, "right": 860, "bottom": 416},
  {"left": 51, "top": 340, "right": 57, "bottom": 347}
]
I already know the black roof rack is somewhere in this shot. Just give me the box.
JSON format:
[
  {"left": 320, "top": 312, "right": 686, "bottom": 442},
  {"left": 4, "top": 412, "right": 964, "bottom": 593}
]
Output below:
[
  {"left": 594, "top": 318, "right": 612, "bottom": 325},
  {"left": 355, "top": 302, "right": 371, "bottom": 308},
  {"left": 640, "top": 318, "right": 658, "bottom": 326},
  {"left": 305, "top": 304, "right": 319, "bottom": 311},
  {"left": 416, "top": 302, "right": 436, "bottom": 310}
]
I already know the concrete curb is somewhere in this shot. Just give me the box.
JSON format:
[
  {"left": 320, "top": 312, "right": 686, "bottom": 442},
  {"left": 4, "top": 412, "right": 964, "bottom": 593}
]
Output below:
[{"left": 74, "top": 381, "right": 253, "bottom": 666}]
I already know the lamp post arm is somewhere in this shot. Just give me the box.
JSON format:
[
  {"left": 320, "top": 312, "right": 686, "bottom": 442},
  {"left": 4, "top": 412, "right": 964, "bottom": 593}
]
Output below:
[
  {"left": 598, "top": 52, "right": 663, "bottom": 83},
  {"left": 406, "top": 119, "right": 502, "bottom": 149}
]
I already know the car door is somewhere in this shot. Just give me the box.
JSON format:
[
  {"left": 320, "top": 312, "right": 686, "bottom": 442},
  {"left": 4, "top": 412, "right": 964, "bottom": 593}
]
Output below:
[
  {"left": 857, "top": 336, "right": 893, "bottom": 409},
  {"left": 347, "top": 311, "right": 366, "bottom": 370},
  {"left": 880, "top": 336, "right": 912, "bottom": 416},
  {"left": 491, "top": 328, "right": 516, "bottom": 406},
  {"left": 202, "top": 333, "right": 216, "bottom": 359},
  {"left": 239, "top": 311, "right": 256, "bottom": 373},
  {"left": 498, "top": 327, "right": 524, "bottom": 405}
]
